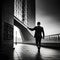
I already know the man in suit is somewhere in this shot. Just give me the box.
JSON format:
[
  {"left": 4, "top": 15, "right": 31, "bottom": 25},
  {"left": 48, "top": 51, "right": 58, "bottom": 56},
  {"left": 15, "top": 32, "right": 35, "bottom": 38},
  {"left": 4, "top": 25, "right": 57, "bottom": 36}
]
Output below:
[{"left": 28, "top": 22, "right": 45, "bottom": 50}]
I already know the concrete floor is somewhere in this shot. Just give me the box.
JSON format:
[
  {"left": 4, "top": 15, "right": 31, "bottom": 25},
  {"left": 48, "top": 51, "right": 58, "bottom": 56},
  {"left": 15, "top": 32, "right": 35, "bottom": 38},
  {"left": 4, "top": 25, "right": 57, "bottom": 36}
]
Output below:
[{"left": 13, "top": 44, "right": 60, "bottom": 60}]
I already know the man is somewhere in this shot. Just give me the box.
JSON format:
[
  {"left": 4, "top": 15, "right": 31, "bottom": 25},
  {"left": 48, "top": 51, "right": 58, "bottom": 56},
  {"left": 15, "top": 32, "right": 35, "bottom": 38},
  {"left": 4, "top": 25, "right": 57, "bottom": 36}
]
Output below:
[{"left": 28, "top": 22, "right": 45, "bottom": 50}]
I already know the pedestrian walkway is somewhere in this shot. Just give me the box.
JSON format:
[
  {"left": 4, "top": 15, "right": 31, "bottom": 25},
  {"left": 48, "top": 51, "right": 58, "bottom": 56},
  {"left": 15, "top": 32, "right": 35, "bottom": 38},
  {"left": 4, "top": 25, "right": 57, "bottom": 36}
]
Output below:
[{"left": 13, "top": 44, "right": 60, "bottom": 60}]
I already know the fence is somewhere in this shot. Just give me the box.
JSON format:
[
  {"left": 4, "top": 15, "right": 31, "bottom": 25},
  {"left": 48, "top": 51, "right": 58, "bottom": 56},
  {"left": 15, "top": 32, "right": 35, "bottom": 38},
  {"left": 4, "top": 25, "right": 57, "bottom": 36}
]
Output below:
[{"left": 42, "top": 33, "right": 60, "bottom": 43}]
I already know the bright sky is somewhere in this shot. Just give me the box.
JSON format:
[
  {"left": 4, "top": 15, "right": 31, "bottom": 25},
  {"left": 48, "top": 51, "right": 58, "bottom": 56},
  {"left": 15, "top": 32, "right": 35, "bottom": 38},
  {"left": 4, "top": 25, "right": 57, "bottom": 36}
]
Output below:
[{"left": 36, "top": 0, "right": 60, "bottom": 35}]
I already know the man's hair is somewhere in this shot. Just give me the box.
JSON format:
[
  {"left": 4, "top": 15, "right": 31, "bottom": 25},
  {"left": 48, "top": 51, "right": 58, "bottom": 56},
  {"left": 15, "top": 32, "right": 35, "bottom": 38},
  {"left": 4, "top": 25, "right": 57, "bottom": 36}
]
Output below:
[{"left": 37, "top": 22, "right": 41, "bottom": 25}]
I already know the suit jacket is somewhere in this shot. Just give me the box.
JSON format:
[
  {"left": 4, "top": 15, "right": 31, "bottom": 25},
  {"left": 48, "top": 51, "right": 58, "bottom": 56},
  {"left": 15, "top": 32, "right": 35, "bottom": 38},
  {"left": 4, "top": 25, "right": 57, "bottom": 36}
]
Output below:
[{"left": 28, "top": 26, "right": 45, "bottom": 39}]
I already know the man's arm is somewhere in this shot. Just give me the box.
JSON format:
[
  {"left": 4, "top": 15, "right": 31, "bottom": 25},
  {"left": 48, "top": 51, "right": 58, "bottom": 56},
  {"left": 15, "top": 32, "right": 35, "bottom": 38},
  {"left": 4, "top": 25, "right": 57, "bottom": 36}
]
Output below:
[{"left": 27, "top": 27, "right": 35, "bottom": 31}]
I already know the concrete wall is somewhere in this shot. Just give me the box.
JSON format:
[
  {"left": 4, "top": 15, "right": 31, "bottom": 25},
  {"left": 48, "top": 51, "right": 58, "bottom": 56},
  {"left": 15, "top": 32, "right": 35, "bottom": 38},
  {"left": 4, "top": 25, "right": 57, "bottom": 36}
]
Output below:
[
  {"left": 1, "top": 0, "right": 35, "bottom": 59},
  {"left": 1, "top": 0, "right": 14, "bottom": 60}
]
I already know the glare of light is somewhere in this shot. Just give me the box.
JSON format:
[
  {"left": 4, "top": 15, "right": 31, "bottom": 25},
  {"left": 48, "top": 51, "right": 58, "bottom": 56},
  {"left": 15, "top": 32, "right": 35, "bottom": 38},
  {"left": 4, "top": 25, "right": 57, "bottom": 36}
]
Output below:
[
  {"left": 40, "top": 47, "right": 58, "bottom": 57},
  {"left": 13, "top": 44, "right": 22, "bottom": 60},
  {"left": 13, "top": 25, "right": 22, "bottom": 48}
]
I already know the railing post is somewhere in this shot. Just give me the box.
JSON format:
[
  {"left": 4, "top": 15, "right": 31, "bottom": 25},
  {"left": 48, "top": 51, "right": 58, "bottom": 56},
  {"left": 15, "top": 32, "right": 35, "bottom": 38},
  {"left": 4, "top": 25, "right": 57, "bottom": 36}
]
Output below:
[
  {"left": 49, "top": 36, "right": 50, "bottom": 40},
  {"left": 58, "top": 34, "right": 59, "bottom": 41}
]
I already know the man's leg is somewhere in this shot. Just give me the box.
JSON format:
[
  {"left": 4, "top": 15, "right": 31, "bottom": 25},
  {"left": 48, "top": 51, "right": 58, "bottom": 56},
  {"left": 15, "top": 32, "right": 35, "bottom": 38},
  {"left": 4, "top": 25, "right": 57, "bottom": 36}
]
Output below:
[
  {"left": 36, "top": 38, "right": 40, "bottom": 52},
  {"left": 36, "top": 40, "right": 38, "bottom": 47},
  {"left": 37, "top": 38, "right": 41, "bottom": 52},
  {"left": 39, "top": 38, "right": 41, "bottom": 49},
  {"left": 35, "top": 38, "right": 38, "bottom": 47}
]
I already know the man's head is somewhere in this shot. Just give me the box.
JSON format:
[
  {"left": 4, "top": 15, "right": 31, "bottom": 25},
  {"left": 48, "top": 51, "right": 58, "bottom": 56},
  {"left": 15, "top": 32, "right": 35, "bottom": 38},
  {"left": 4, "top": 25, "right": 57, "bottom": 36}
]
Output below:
[{"left": 37, "top": 22, "right": 41, "bottom": 26}]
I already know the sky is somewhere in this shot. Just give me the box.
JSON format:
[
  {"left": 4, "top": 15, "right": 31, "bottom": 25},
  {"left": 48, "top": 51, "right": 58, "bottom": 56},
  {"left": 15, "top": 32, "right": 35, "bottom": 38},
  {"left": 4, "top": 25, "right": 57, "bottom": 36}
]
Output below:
[{"left": 36, "top": 0, "right": 60, "bottom": 35}]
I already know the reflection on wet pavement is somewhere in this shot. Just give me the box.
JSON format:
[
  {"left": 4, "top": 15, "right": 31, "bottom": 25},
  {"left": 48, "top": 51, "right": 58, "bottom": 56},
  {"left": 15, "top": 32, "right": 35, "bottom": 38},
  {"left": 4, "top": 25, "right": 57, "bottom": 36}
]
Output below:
[{"left": 13, "top": 44, "right": 60, "bottom": 60}]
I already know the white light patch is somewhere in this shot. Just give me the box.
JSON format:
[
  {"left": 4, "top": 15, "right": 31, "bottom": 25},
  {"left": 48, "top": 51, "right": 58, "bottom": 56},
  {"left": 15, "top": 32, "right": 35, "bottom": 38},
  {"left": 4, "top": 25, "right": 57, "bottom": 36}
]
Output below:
[{"left": 13, "top": 25, "right": 22, "bottom": 48}]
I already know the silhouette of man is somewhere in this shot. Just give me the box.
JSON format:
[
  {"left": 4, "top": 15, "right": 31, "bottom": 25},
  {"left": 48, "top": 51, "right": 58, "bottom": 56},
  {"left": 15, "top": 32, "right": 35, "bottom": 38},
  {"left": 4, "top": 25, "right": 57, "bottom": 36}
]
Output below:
[{"left": 28, "top": 22, "right": 45, "bottom": 50}]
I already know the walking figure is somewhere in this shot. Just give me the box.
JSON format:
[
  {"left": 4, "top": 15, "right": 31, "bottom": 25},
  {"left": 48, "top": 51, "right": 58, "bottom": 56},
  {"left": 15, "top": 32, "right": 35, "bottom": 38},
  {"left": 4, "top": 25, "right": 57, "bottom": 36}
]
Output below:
[{"left": 28, "top": 22, "right": 45, "bottom": 51}]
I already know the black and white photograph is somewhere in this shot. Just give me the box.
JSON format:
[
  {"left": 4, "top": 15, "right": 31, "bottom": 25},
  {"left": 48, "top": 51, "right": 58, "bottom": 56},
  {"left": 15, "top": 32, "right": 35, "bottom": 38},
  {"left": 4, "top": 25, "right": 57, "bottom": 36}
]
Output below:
[{"left": 1, "top": 0, "right": 60, "bottom": 60}]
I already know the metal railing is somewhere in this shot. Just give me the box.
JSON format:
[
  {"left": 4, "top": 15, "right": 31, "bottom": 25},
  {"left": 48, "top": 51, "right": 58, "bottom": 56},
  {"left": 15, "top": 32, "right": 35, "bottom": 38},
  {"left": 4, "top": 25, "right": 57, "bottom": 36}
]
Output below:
[
  {"left": 45, "top": 33, "right": 60, "bottom": 40},
  {"left": 43, "top": 33, "right": 60, "bottom": 43}
]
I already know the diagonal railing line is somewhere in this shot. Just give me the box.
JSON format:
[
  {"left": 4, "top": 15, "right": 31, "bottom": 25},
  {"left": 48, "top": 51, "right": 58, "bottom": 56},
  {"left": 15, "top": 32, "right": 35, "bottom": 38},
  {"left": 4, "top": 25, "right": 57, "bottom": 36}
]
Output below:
[{"left": 9, "top": 12, "right": 28, "bottom": 28}]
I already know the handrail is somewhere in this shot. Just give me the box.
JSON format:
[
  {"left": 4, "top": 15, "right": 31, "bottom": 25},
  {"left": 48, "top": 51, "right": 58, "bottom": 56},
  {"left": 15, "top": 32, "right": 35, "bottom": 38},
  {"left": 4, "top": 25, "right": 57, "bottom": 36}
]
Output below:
[
  {"left": 45, "top": 33, "right": 60, "bottom": 37},
  {"left": 14, "top": 16, "right": 27, "bottom": 28},
  {"left": 44, "top": 33, "right": 60, "bottom": 43},
  {"left": 9, "top": 12, "right": 28, "bottom": 28}
]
